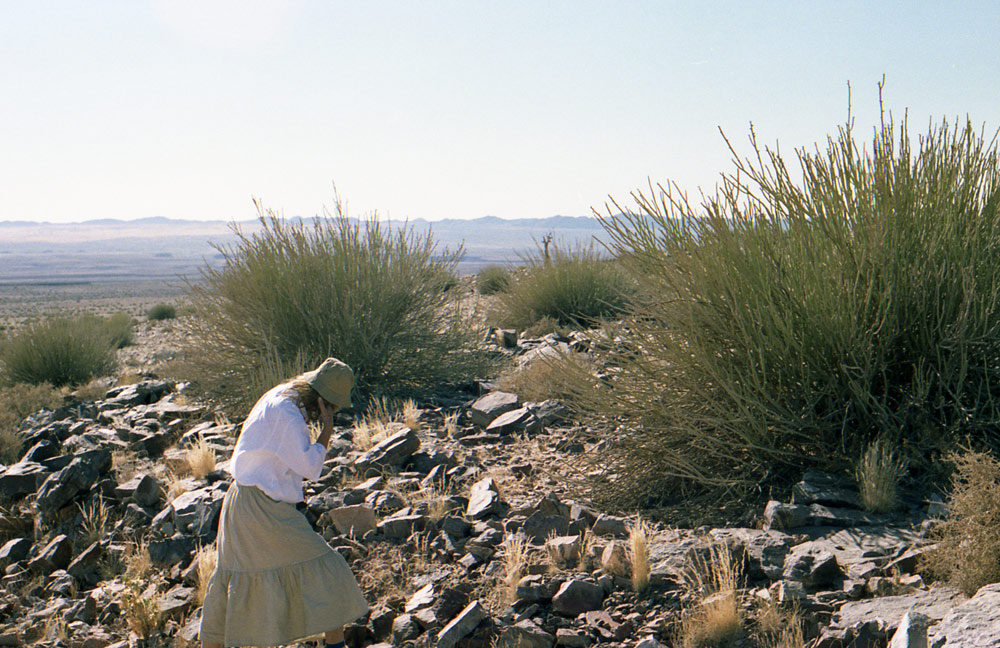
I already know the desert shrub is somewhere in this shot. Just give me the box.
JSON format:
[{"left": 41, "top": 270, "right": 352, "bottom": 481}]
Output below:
[
  {"left": 0, "top": 382, "right": 63, "bottom": 463},
  {"left": 147, "top": 303, "right": 177, "bottom": 321},
  {"left": 186, "top": 196, "right": 492, "bottom": 411},
  {"left": 0, "top": 316, "right": 117, "bottom": 387},
  {"left": 488, "top": 242, "right": 634, "bottom": 331},
  {"left": 922, "top": 449, "right": 1000, "bottom": 595},
  {"left": 573, "top": 94, "right": 1000, "bottom": 504},
  {"left": 476, "top": 264, "right": 510, "bottom": 295}
]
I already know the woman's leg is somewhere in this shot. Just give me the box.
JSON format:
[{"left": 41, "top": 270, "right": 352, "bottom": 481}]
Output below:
[{"left": 324, "top": 627, "right": 345, "bottom": 644}]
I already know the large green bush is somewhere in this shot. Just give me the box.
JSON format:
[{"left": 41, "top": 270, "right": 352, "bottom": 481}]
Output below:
[
  {"left": 577, "top": 104, "right": 1000, "bottom": 504},
  {"left": 187, "top": 198, "right": 492, "bottom": 410},
  {"left": 0, "top": 316, "right": 119, "bottom": 387},
  {"left": 489, "top": 242, "right": 634, "bottom": 332}
]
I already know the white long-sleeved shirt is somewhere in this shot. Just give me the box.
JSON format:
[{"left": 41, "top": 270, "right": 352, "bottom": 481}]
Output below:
[{"left": 231, "top": 384, "right": 326, "bottom": 503}]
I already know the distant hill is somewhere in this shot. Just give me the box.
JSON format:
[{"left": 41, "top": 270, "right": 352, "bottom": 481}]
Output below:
[{"left": 0, "top": 215, "right": 612, "bottom": 284}]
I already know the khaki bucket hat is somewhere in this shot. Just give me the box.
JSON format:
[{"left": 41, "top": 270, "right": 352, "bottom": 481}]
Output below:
[{"left": 304, "top": 358, "right": 354, "bottom": 409}]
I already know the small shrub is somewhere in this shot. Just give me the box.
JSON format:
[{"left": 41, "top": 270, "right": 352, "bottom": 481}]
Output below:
[
  {"left": 186, "top": 194, "right": 492, "bottom": 412},
  {"left": 489, "top": 242, "right": 634, "bottom": 331},
  {"left": 101, "top": 312, "right": 134, "bottom": 348},
  {"left": 0, "top": 316, "right": 117, "bottom": 387},
  {"left": 922, "top": 449, "right": 1000, "bottom": 595},
  {"left": 0, "top": 382, "right": 63, "bottom": 463},
  {"left": 147, "top": 303, "right": 177, "bottom": 321},
  {"left": 477, "top": 264, "right": 510, "bottom": 295},
  {"left": 855, "top": 438, "right": 908, "bottom": 513},
  {"left": 628, "top": 518, "right": 651, "bottom": 593}
]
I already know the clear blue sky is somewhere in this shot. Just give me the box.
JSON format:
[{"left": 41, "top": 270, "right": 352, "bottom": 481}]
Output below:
[{"left": 2, "top": 1, "right": 998, "bottom": 224}]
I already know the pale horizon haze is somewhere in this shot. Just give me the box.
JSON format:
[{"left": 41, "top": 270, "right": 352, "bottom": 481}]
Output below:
[{"left": 3, "top": 1, "right": 999, "bottom": 225}]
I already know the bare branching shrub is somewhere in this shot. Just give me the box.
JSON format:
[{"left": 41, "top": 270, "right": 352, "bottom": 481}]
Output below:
[
  {"left": 678, "top": 542, "right": 744, "bottom": 648},
  {"left": 498, "top": 532, "right": 529, "bottom": 605},
  {"left": 628, "top": 518, "right": 652, "bottom": 593},
  {"left": 922, "top": 449, "right": 1000, "bottom": 595},
  {"left": 574, "top": 87, "right": 1000, "bottom": 504},
  {"left": 186, "top": 194, "right": 492, "bottom": 412},
  {"left": 187, "top": 436, "right": 216, "bottom": 479},
  {"left": 855, "top": 438, "right": 908, "bottom": 513}
]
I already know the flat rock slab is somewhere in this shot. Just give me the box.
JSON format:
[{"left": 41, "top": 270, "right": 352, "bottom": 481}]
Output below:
[
  {"left": 821, "top": 587, "right": 966, "bottom": 645},
  {"left": 436, "top": 600, "right": 487, "bottom": 648},
  {"left": 929, "top": 583, "right": 1000, "bottom": 647},
  {"left": 468, "top": 392, "right": 519, "bottom": 428}
]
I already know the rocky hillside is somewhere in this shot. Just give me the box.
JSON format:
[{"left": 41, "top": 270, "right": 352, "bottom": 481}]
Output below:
[{"left": 0, "top": 325, "right": 998, "bottom": 647}]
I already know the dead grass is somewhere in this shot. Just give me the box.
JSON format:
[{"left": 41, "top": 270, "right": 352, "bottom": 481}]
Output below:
[
  {"left": 628, "top": 517, "right": 652, "bottom": 593},
  {"left": 444, "top": 412, "right": 459, "bottom": 437},
  {"left": 922, "top": 448, "right": 1000, "bottom": 595},
  {"left": 754, "top": 599, "right": 805, "bottom": 648},
  {"left": 498, "top": 532, "right": 530, "bottom": 605},
  {"left": 855, "top": 437, "right": 908, "bottom": 513},
  {"left": 112, "top": 450, "right": 139, "bottom": 483},
  {"left": 120, "top": 578, "right": 162, "bottom": 640},
  {"left": 402, "top": 398, "right": 421, "bottom": 432},
  {"left": 195, "top": 544, "right": 217, "bottom": 606},
  {"left": 125, "top": 540, "right": 153, "bottom": 580},
  {"left": 77, "top": 496, "right": 110, "bottom": 547},
  {"left": 186, "top": 435, "right": 216, "bottom": 479},
  {"left": 677, "top": 542, "right": 744, "bottom": 648}
]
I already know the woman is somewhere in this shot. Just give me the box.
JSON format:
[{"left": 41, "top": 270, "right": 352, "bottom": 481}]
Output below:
[{"left": 200, "top": 358, "right": 368, "bottom": 648}]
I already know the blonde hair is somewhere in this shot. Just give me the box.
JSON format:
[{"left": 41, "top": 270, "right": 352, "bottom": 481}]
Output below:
[{"left": 287, "top": 375, "right": 321, "bottom": 422}]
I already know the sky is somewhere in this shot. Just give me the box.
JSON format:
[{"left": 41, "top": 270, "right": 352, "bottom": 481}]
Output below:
[{"left": 2, "top": 1, "right": 999, "bottom": 224}]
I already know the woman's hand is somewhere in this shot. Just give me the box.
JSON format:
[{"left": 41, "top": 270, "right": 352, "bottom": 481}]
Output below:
[{"left": 317, "top": 398, "right": 334, "bottom": 448}]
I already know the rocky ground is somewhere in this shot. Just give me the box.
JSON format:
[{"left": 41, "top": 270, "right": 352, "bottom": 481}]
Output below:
[{"left": 1, "top": 320, "right": 998, "bottom": 647}]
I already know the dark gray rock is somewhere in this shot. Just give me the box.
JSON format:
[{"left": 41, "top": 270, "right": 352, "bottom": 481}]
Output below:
[
  {"left": 102, "top": 380, "right": 173, "bottom": 407},
  {"left": 552, "top": 579, "right": 605, "bottom": 615},
  {"left": 377, "top": 513, "right": 427, "bottom": 539},
  {"left": 21, "top": 440, "right": 58, "bottom": 464},
  {"left": 466, "top": 477, "right": 503, "bottom": 519},
  {"left": 35, "top": 450, "right": 111, "bottom": 513},
  {"left": 929, "top": 583, "right": 1000, "bottom": 648},
  {"left": 486, "top": 407, "right": 542, "bottom": 436},
  {"left": 763, "top": 500, "right": 811, "bottom": 530},
  {"left": 67, "top": 541, "right": 104, "bottom": 585},
  {"left": 148, "top": 535, "right": 196, "bottom": 565},
  {"left": 516, "top": 575, "right": 559, "bottom": 602},
  {"left": 792, "top": 471, "right": 861, "bottom": 508},
  {"left": 157, "top": 584, "right": 195, "bottom": 620},
  {"left": 115, "top": 473, "right": 162, "bottom": 507},
  {"left": 0, "top": 537, "right": 32, "bottom": 563},
  {"left": 355, "top": 428, "right": 420, "bottom": 476},
  {"left": 782, "top": 542, "right": 842, "bottom": 587},
  {"left": 591, "top": 513, "right": 629, "bottom": 538},
  {"left": 436, "top": 600, "right": 487, "bottom": 648},
  {"left": 28, "top": 534, "right": 72, "bottom": 572},
  {"left": 391, "top": 613, "right": 422, "bottom": 643},
  {"left": 529, "top": 400, "right": 571, "bottom": 426},
  {"left": 500, "top": 619, "right": 555, "bottom": 648},
  {"left": 521, "top": 512, "right": 570, "bottom": 544},
  {"left": 468, "top": 391, "right": 519, "bottom": 428},
  {"left": 0, "top": 461, "right": 50, "bottom": 498},
  {"left": 709, "top": 528, "right": 795, "bottom": 581},
  {"left": 165, "top": 484, "right": 227, "bottom": 540},
  {"left": 818, "top": 587, "right": 966, "bottom": 648}
]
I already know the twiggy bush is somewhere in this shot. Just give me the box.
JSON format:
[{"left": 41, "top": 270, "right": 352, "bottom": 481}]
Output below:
[
  {"left": 855, "top": 437, "right": 908, "bottom": 513},
  {"left": 576, "top": 92, "right": 1000, "bottom": 504},
  {"left": 186, "top": 195, "right": 492, "bottom": 411},
  {"left": 489, "top": 242, "right": 634, "bottom": 331},
  {"left": 0, "top": 383, "right": 62, "bottom": 463},
  {"left": 922, "top": 449, "right": 1000, "bottom": 595},
  {"left": 1, "top": 316, "right": 118, "bottom": 387},
  {"left": 476, "top": 264, "right": 510, "bottom": 295}
]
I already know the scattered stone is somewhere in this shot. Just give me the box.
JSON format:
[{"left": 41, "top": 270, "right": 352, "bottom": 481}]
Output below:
[
  {"left": 485, "top": 407, "right": 542, "bottom": 436},
  {"left": 0, "top": 461, "right": 51, "bottom": 498},
  {"left": 468, "top": 392, "right": 519, "bottom": 428},
  {"left": 466, "top": 477, "right": 503, "bottom": 519},
  {"left": 0, "top": 538, "right": 32, "bottom": 563},
  {"left": 782, "top": 542, "right": 841, "bottom": 588},
  {"left": 28, "top": 534, "right": 73, "bottom": 572},
  {"left": 323, "top": 505, "right": 377, "bottom": 537},
  {"left": 500, "top": 619, "right": 555, "bottom": 648},
  {"left": 114, "top": 473, "right": 162, "bottom": 507},
  {"left": 792, "top": 471, "right": 861, "bottom": 508},
  {"left": 763, "top": 500, "right": 811, "bottom": 530},
  {"left": 436, "top": 600, "right": 487, "bottom": 648},
  {"left": 355, "top": 428, "right": 420, "bottom": 476},
  {"left": 552, "top": 579, "right": 604, "bottom": 616}
]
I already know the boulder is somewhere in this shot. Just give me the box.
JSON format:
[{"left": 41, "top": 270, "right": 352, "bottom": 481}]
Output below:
[
  {"left": 763, "top": 500, "right": 811, "bottom": 530},
  {"left": 485, "top": 407, "right": 542, "bottom": 436},
  {"left": 0, "top": 537, "right": 32, "bottom": 563},
  {"left": 468, "top": 392, "right": 519, "bottom": 428},
  {"left": 889, "top": 610, "right": 931, "bottom": 648},
  {"left": 36, "top": 451, "right": 111, "bottom": 513},
  {"left": 782, "top": 541, "right": 842, "bottom": 587},
  {"left": 552, "top": 579, "right": 604, "bottom": 615},
  {"left": 0, "top": 461, "right": 50, "bottom": 498},
  {"left": 709, "top": 528, "right": 795, "bottom": 581},
  {"left": 436, "top": 600, "right": 487, "bottom": 648},
  {"left": 114, "top": 473, "right": 162, "bottom": 507},
  {"left": 818, "top": 587, "right": 966, "bottom": 647},
  {"left": 521, "top": 512, "right": 570, "bottom": 544},
  {"left": 28, "top": 534, "right": 72, "bottom": 572},
  {"left": 323, "top": 505, "right": 377, "bottom": 537},
  {"left": 929, "top": 583, "right": 1000, "bottom": 647},
  {"left": 500, "top": 619, "right": 555, "bottom": 648},
  {"left": 355, "top": 428, "right": 420, "bottom": 476},
  {"left": 466, "top": 477, "right": 503, "bottom": 519},
  {"left": 67, "top": 542, "right": 104, "bottom": 585}
]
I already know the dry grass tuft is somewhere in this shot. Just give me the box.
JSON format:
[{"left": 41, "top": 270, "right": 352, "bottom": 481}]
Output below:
[
  {"left": 444, "top": 412, "right": 460, "bottom": 437},
  {"left": 402, "top": 398, "right": 421, "bottom": 432},
  {"left": 678, "top": 542, "right": 744, "bottom": 648},
  {"left": 186, "top": 436, "right": 216, "bottom": 479},
  {"left": 195, "top": 544, "right": 217, "bottom": 606},
  {"left": 120, "top": 579, "right": 162, "bottom": 640},
  {"left": 112, "top": 450, "right": 139, "bottom": 483},
  {"left": 628, "top": 517, "right": 652, "bottom": 593},
  {"left": 855, "top": 437, "right": 908, "bottom": 513},
  {"left": 754, "top": 599, "right": 805, "bottom": 648},
  {"left": 124, "top": 540, "right": 153, "bottom": 580},
  {"left": 498, "top": 532, "right": 530, "bottom": 605},
  {"left": 77, "top": 497, "right": 110, "bottom": 547},
  {"left": 922, "top": 448, "right": 1000, "bottom": 595}
]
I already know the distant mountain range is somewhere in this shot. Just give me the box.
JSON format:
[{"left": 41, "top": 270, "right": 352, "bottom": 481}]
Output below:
[{"left": 0, "top": 215, "right": 613, "bottom": 284}]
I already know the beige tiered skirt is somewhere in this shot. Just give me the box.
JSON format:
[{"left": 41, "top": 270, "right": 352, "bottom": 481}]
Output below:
[{"left": 200, "top": 483, "right": 368, "bottom": 647}]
